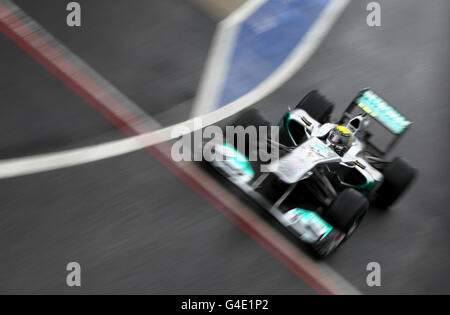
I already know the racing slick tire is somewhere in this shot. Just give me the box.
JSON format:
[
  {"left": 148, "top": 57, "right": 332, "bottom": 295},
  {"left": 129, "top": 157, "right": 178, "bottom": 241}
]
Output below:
[
  {"left": 376, "top": 157, "right": 417, "bottom": 208},
  {"left": 325, "top": 188, "right": 368, "bottom": 237},
  {"left": 232, "top": 108, "right": 271, "bottom": 130},
  {"left": 295, "top": 90, "right": 334, "bottom": 123},
  {"left": 227, "top": 108, "right": 271, "bottom": 159}
]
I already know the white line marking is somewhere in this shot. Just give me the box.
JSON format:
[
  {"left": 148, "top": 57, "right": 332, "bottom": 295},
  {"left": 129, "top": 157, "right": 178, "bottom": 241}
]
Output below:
[
  {"left": 190, "top": 20, "right": 241, "bottom": 117},
  {"left": 191, "top": 0, "right": 351, "bottom": 117},
  {"left": 222, "top": 0, "right": 269, "bottom": 28},
  {"left": 192, "top": 0, "right": 267, "bottom": 117},
  {"left": 0, "top": 136, "right": 143, "bottom": 179}
]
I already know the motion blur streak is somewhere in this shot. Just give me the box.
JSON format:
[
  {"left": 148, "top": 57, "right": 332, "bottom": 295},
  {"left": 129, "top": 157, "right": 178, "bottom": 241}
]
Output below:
[{"left": 0, "top": 0, "right": 361, "bottom": 294}]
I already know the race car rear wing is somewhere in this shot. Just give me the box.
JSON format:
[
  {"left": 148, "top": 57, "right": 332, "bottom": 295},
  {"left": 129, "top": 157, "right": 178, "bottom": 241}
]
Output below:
[{"left": 339, "top": 88, "right": 412, "bottom": 156}]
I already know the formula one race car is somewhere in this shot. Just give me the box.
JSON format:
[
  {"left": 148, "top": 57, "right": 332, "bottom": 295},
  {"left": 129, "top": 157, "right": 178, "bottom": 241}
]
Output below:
[{"left": 205, "top": 89, "right": 416, "bottom": 256}]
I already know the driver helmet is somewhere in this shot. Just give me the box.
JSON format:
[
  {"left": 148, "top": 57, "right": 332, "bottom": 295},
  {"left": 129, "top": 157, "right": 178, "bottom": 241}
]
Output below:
[{"left": 327, "top": 125, "right": 353, "bottom": 155}]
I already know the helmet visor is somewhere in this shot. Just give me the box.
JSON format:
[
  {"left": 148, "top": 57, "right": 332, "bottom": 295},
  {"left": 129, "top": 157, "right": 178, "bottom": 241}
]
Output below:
[{"left": 329, "top": 132, "right": 343, "bottom": 145}]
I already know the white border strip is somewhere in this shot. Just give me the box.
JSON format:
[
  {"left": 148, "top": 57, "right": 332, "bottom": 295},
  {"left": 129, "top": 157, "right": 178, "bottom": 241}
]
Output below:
[
  {"left": 191, "top": 0, "right": 267, "bottom": 117},
  {"left": 191, "top": 0, "right": 351, "bottom": 117}
]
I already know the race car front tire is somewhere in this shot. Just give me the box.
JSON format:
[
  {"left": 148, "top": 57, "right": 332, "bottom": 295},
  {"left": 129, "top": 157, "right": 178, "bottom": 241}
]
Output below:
[
  {"left": 232, "top": 108, "right": 271, "bottom": 130},
  {"left": 227, "top": 108, "right": 271, "bottom": 159},
  {"left": 325, "top": 188, "right": 368, "bottom": 237},
  {"left": 295, "top": 90, "right": 335, "bottom": 123},
  {"left": 376, "top": 157, "right": 417, "bottom": 208}
]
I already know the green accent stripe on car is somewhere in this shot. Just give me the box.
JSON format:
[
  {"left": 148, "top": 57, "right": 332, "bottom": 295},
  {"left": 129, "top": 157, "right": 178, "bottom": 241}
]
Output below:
[
  {"left": 296, "top": 208, "right": 333, "bottom": 239},
  {"left": 356, "top": 89, "right": 411, "bottom": 134},
  {"left": 351, "top": 178, "right": 376, "bottom": 196},
  {"left": 222, "top": 142, "right": 255, "bottom": 178},
  {"left": 285, "top": 113, "right": 297, "bottom": 145}
]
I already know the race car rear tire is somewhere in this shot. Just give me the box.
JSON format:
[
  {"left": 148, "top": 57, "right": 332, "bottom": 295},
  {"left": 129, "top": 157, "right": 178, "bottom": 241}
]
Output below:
[
  {"left": 295, "top": 90, "right": 334, "bottom": 123},
  {"left": 232, "top": 108, "right": 271, "bottom": 130},
  {"left": 376, "top": 157, "right": 417, "bottom": 208},
  {"left": 325, "top": 188, "right": 368, "bottom": 237},
  {"left": 227, "top": 108, "right": 271, "bottom": 159}
]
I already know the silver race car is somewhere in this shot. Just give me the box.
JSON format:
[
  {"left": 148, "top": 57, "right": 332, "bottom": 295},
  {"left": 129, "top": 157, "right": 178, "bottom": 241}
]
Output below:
[{"left": 205, "top": 89, "right": 417, "bottom": 256}]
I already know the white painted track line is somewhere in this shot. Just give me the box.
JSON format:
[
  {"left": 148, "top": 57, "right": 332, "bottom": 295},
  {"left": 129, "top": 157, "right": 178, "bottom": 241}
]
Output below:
[{"left": 191, "top": 0, "right": 351, "bottom": 116}]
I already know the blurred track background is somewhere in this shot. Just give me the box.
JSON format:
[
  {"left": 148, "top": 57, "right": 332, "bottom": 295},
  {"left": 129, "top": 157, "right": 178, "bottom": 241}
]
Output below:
[{"left": 0, "top": 0, "right": 449, "bottom": 294}]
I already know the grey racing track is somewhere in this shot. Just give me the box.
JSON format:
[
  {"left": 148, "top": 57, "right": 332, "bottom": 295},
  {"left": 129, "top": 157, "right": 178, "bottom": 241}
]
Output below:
[{"left": 0, "top": 0, "right": 448, "bottom": 294}]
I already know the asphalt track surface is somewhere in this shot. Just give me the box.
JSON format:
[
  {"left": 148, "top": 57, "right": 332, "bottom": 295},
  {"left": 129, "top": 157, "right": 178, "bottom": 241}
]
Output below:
[{"left": 0, "top": 0, "right": 449, "bottom": 294}]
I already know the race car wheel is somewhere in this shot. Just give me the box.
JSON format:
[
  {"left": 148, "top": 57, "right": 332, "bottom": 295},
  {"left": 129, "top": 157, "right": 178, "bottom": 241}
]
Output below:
[
  {"left": 376, "top": 157, "right": 417, "bottom": 208},
  {"left": 232, "top": 108, "right": 271, "bottom": 130},
  {"left": 227, "top": 108, "right": 271, "bottom": 159},
  {"left": 295, "top": 90, "right": 334, "bottom": 123},
  {"left": 325, "top": 188, "right": 368, "bottom": 237}
]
